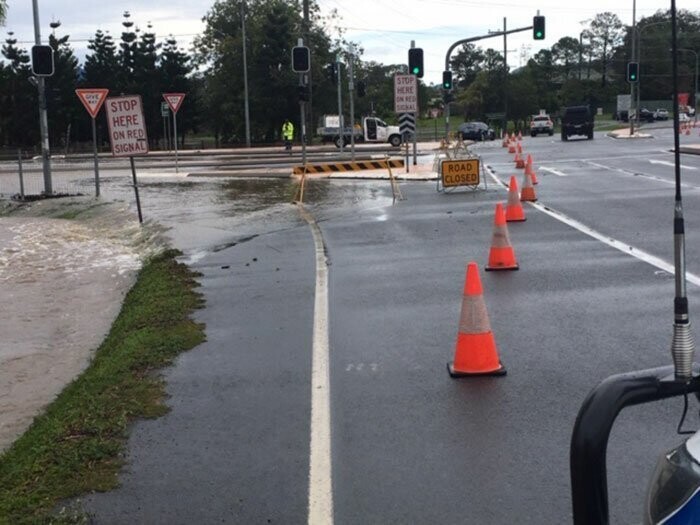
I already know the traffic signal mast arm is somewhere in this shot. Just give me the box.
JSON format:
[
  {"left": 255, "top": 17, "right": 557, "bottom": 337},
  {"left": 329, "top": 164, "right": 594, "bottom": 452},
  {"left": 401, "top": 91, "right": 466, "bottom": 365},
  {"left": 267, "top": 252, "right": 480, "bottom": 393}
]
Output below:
[{"left": 443, "top": 24, "right": 533, "bottom": 71}]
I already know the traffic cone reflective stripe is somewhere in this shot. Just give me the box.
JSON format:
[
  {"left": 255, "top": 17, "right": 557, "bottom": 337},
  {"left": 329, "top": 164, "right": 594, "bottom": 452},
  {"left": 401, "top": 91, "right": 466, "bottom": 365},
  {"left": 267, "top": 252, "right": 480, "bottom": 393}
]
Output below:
[
  {"left": 486, "top": 203, "right": 519, "bottom": 271},
  {"left": 448, "top": 262, "right": 506, "bottom": 378},
  {"left": 506, "top": 176, "right": 526, "bottom": 222},
  {"left": 521, "top": 170, "right": 537, "bottom": 202}
]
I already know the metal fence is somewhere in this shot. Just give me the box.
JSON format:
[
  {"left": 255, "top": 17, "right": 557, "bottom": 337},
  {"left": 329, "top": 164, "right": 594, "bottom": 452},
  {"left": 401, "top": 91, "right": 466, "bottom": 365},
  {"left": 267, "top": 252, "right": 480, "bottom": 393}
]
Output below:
[{"left": 0, "top": 152, "right": 96, "bottom": 200}]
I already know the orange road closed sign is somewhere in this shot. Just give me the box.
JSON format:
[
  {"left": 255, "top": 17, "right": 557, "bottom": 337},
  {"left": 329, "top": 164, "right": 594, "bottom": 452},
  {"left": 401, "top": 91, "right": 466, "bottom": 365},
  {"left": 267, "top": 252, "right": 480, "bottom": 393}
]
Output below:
[{"left": 441, "top": 159, "right": 480, "bottom": 187}]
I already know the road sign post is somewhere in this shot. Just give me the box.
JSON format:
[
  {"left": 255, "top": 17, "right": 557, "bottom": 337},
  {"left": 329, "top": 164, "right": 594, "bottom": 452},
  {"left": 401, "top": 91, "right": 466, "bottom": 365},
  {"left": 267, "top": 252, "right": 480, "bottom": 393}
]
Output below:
[
  {"left": 75, "top": 88, "right": 109, "bottom": 197},
  {"left": 163, "top": 93, "right": 186, "bottom": 173},
  {"left": 395, "top": 74, "right": 418, "bottom": 172},
  {"left": 105, "top": 95, "right": 149, "bottom": 223}
]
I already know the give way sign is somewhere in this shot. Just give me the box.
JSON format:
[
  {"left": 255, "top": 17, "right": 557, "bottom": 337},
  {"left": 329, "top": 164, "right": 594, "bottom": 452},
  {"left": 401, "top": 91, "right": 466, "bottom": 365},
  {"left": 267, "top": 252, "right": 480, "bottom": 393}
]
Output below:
[
  {"left": 163, "top": 93, "right": 186, "bottom": 114},
  {"left": 75, "top": 88, "right": 109, "bottom": 118}
]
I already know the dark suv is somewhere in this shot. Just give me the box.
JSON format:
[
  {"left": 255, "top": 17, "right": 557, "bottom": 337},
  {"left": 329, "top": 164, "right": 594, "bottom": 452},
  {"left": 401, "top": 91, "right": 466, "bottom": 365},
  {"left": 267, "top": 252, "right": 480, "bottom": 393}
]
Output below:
[{"left": 561, "top": 105, "right": 594, "bottom": 141}]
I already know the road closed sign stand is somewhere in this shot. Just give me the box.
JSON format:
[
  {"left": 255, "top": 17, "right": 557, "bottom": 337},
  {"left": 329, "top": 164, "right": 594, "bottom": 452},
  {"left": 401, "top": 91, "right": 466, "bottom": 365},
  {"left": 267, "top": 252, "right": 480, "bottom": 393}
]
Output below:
[
  {"left": 163, "top": 93, "right": 186, "bottom": 173},
  {"left": 105, "top": 95, "right": 149, "bottom": 223},
  {"left": 75, "top": 88, "right": 109, "bottom": 197}
]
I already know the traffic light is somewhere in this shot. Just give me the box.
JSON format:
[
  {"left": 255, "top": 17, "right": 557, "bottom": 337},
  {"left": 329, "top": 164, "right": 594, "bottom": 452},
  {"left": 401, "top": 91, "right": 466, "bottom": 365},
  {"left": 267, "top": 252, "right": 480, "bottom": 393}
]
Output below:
[
  {"left": 292, "top": 46, "right": 310, "bottom": 73},
  {"left": 442, "top": 70, "right": 453, "bottom": 91},
  {"left": 327, "top": 63, "right": 338, "bottom": 84},
  {"left": 533, "top": 16, "right": 545, "bottom": 40},
  {"left": 627, "top": 62, "right": 639, "bottom": 82},
  {"left": 443, "top": 92, "right": 454, "bottom": 104},
  {"left": 31, "top": 45, "right": 54, "bottom": 76},
  {"left": 356, "top": 80, "right": 366, "bottom": 97},
  {"left": 408, "top": 48, "right": 424, "bottom": 78}
]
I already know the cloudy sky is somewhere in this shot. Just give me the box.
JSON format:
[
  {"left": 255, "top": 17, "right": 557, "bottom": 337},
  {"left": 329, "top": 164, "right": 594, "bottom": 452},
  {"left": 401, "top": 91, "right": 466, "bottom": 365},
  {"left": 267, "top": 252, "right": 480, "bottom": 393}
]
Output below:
[{"left": 1, "top": 0, "right": 691, "bottom": 85}]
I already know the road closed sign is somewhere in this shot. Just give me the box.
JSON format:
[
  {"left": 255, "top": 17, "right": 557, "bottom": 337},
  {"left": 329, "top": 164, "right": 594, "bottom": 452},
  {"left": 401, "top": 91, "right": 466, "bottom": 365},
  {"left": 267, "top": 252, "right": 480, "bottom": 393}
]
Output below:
[
  {"left": 441, "top": 159, "right": 480, "bottom": 187},
  {"left": 105, "top": 95, "right": 149, "bottom": 157}
]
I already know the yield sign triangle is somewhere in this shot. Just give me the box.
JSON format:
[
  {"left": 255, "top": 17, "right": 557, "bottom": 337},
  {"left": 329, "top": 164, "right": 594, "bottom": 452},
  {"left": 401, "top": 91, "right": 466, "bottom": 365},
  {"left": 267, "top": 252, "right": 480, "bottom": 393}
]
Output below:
[
  {"left": 75, "top": 88, "right": 109, "bottom": 118},
  {"left": 163, "top": 93, "right": 186, "bottom": 114}
]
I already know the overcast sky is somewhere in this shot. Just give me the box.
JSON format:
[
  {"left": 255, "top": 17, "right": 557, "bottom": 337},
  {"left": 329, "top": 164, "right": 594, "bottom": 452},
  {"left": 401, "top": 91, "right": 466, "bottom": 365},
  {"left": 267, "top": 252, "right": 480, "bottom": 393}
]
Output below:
[{"left": 1, "top": 0, "right": 691, "bottom": 85}]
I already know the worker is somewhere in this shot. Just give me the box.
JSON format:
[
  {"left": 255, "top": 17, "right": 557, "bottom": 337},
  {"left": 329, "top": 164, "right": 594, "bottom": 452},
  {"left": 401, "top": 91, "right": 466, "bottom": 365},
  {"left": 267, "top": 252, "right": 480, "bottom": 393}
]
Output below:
[{"left": 282, "top": 119, "right": 294, "bottom": 153}]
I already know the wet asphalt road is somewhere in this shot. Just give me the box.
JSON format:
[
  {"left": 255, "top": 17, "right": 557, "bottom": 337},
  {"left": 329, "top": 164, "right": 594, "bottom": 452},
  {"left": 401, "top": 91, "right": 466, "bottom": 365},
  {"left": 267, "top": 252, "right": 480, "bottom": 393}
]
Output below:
[{"left": 83, "top": 127, "right": 700, "bottom": 523}]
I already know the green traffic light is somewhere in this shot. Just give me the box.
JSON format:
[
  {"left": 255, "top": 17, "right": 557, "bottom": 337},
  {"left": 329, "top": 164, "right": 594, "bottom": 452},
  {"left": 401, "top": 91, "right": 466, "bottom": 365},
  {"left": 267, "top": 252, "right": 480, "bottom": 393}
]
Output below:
[
  {"left": 535, "top": 31, "right": 543, "bottom": 38},
  {"left": 412, "top": 67, "right": 420, "bottom": 74}
]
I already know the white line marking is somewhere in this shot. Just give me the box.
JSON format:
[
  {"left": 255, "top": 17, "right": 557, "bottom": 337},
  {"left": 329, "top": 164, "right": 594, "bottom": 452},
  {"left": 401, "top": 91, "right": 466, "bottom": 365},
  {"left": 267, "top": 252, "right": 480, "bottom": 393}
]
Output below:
[
  {"left": 298, "top": 205, "right": 334, "bottom": 525},
  {"left": 650, "top": 159, "right": 698, "bottom": 170},
  {"left": 539, "top": 166, "right": 568, "bottom": 177},
  {"left": 484, "top": 167, "right": 700, "bottom": 287},
  {"left": 585, "top": 161, "right": 677, "bottom": 186}
]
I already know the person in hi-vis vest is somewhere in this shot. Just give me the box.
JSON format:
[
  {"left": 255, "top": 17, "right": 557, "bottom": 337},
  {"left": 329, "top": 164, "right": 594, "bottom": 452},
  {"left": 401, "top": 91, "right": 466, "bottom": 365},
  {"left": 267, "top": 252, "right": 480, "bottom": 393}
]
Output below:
[{"left": 282, "top": 119, "right": 294, "bottom": 153}]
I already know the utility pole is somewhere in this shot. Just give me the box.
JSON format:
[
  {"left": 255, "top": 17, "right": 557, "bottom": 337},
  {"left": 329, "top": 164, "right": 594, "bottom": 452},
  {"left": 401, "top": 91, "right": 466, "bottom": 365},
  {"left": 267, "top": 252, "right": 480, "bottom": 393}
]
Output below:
[
  {"left": 31, "top": 0, "right": 52, "bottom": 194},
  {"left": 241, "top": 1, "right": 251, "bottom": 147}
]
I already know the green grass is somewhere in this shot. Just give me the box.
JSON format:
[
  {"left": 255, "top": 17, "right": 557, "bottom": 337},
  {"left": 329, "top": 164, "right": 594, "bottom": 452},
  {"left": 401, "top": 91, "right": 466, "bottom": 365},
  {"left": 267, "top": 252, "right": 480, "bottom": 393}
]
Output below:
[{"left": 0, "top": 249, "right": 206, "bottom": 524}]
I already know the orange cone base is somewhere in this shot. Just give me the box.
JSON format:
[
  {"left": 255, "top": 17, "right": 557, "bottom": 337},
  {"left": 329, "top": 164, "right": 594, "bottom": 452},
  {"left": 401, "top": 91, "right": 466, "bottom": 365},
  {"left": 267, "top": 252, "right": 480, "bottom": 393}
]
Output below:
[
  {"left": 506, "top": 210, "right": 526, "bottom": 222},
  {"left": 486, "top": 247, "right": 519, "bottom": 271},
  {"left": 485, "top": 262, "right": 519, "bottom": 271},
  {"left": 515, "top": 160, "right": 525, "bottom": 169},
  {"left": 448, "top": 361, "right": 507, "bottom": 377}
]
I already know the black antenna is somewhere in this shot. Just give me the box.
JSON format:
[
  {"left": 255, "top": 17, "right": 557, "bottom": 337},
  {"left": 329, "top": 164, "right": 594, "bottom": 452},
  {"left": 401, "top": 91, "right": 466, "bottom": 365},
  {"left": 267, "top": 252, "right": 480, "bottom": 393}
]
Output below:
[{"left": 670, "top": 0, "right": 695, "bottom": 380}]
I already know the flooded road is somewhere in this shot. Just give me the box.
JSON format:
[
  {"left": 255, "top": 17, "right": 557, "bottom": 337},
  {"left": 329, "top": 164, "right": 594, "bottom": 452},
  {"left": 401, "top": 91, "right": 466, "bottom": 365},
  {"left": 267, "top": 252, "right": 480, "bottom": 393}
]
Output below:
[{"left": 0, "top": 169, "right": 393, "bottom": 451}]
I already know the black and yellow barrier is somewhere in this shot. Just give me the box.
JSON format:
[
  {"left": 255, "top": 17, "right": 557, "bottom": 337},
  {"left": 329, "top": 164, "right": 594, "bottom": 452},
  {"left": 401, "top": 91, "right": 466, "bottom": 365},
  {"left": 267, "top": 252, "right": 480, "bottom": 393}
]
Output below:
[{"left": 292, "top": 159, "right": 404, "bottom": 175}]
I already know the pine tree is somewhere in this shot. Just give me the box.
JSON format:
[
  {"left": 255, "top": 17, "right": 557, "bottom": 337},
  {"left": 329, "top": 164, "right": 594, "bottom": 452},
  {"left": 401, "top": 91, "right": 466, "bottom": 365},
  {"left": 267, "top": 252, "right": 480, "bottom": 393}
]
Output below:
[
  {"left": 46, "top": 26, "right": 81, "bottom": 151},
  {"left": 83, "top": 29, "right": 119, "bottom": 89},
  {"left": 1, "top": 33, "right": 37, "bottom": 147}
]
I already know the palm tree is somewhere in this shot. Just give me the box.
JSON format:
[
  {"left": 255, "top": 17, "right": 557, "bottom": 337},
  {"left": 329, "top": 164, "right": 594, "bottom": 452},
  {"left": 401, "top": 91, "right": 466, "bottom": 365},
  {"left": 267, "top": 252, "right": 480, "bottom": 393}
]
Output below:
[{"left": 0, "top": 1, "right": 7, "bottom": 25}]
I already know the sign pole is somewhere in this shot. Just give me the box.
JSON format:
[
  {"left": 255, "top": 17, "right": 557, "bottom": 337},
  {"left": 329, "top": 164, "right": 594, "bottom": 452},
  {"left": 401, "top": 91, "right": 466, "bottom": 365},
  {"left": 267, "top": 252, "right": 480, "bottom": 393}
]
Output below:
[
  {"left": 130, "top": 157, "right": 143, "bottom": 223},
  {"left": 173, "top": 110, "right": 179, "bottom": 174},
  {"left": 91, "top": 117, "right": 100, "bottom": 196}
]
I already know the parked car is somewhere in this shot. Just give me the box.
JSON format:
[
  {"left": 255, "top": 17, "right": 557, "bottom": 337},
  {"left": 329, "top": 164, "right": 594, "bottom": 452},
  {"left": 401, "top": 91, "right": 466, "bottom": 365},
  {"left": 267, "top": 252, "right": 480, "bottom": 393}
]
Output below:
[
  {"left": 561, "top": 105, "right": 594, "bottom": 141},
  {"left": 638, "top": 107, "right": 656, "bottom": 123},
  {"left": 458, "top": 121, "right": 495, "bottom": 141},
  {"left": 653, "top": 108, "right": 669, "bottom": 120},
  {"left": 530, "top": 115, "right": 554, "bottom": 136}
]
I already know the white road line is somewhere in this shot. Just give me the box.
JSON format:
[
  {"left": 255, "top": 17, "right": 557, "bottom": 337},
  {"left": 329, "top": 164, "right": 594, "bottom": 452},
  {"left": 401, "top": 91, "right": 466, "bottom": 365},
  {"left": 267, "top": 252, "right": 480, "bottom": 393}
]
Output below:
[
  {"left": 484, "top": 167, "right": 700, "bottom": 287},
  {"left": 650, "top": 159, "right": 698, "bottom": 170},
  {"left": 539, "top": 166, "right": 568, "bottom": 177},
  {"left": 298, "top": 205, "right": 334, "bottom": 525}
]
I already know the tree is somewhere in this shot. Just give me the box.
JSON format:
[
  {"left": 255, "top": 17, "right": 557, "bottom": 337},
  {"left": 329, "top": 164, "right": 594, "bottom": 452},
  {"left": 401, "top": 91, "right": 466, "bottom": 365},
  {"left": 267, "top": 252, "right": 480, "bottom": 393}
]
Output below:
[
  {"left": 0, "top": 1, "right": 7, "bottom": 25},
  {"left": 160, "top": 36, "right": 194, "bottom": 145},
  {"left": 552, "top": 37, "right": 582, "bottom": 80},
  {"left": 588, "top": 12, "right": 624, "bottom": 87},
  {"left": 46, "top": 30, "right": 81, "bottom": 152},
  {"left": 450, "top": 43, "right": 484, "bottom": 88},
  {"left": 83, "top": 30, "right": 119, "bottom": 89},
  {"left": 0, "top": 33, "right": 37, "bottom": 147}
]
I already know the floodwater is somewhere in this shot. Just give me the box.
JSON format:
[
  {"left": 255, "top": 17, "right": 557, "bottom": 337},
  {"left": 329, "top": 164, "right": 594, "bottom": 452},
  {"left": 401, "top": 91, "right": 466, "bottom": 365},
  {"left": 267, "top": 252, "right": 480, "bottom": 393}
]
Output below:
[{"left": 0, "top": 169, "right": 393, "bottom": 452}]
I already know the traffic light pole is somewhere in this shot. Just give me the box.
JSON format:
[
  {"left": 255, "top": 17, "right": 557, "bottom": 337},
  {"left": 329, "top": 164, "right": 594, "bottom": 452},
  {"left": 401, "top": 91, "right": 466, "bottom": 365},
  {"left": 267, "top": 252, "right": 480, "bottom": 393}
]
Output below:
[
  {"left": 337, "top": 55, "right": 344, "bottom": 154},
  {"left": 443, "top": 25, "right": 532, "bottom": 140},
  {"left": 32, "top": 0, "right": 52, "bottom": 195},
  {"left": 298, "top": 40, "right": 307, "bottom": 166},
  {"left": 348, "top": 51, "right": 355, "bottom": 161}
]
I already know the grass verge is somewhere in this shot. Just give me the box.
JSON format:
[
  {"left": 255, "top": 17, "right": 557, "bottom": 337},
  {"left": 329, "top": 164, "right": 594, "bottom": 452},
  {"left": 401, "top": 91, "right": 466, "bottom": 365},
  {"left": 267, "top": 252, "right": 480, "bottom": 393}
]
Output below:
[{"left": 0, "top": 249, "right": 206, "bottom": 524}]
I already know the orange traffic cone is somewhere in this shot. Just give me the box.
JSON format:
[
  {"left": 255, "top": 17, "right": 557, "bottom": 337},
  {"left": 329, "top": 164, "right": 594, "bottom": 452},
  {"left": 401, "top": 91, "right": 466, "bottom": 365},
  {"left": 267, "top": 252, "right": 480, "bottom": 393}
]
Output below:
[
  {"left": 485, "top": 203, "right": 519, "bottom": 271},
  {"left": 517, "top": 130, "right": 522, "bottom": 141},
  {"left": 515, "top": 154, "right": 525, "bottom": 169},
  {"left": 508, "top": 142, "right": 516, "bottom": 154},
  {"left": 448, "top": 262, "right": 507, "bottom": 378},
  {"left": 505, "top": 176, "right": 526, "bottom": 222},
  {"left": 521, "top": 169, "right": 537, "bottom": 202},
  {"left": 526, "top": 155, "right": 538, "bottom": 184},
  {"left": 502, "top": 136, "right": 509, "bottom": 148},
  {"left": 516, "top": 142, "right": 523, "bottom": 154}
]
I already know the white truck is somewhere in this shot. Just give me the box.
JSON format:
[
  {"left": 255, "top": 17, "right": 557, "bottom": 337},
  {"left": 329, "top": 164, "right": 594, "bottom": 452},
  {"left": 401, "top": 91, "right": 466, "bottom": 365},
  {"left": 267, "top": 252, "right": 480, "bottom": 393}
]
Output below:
[{"left": 316, "top": 115, "right": 403, "bottom": 148}]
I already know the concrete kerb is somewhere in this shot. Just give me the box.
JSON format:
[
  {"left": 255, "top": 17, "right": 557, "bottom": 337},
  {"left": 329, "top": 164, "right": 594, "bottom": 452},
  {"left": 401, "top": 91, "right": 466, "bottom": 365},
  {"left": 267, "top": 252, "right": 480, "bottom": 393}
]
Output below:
[{"left": 607, "top": 128, "right": 654, "bottom": 139}]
